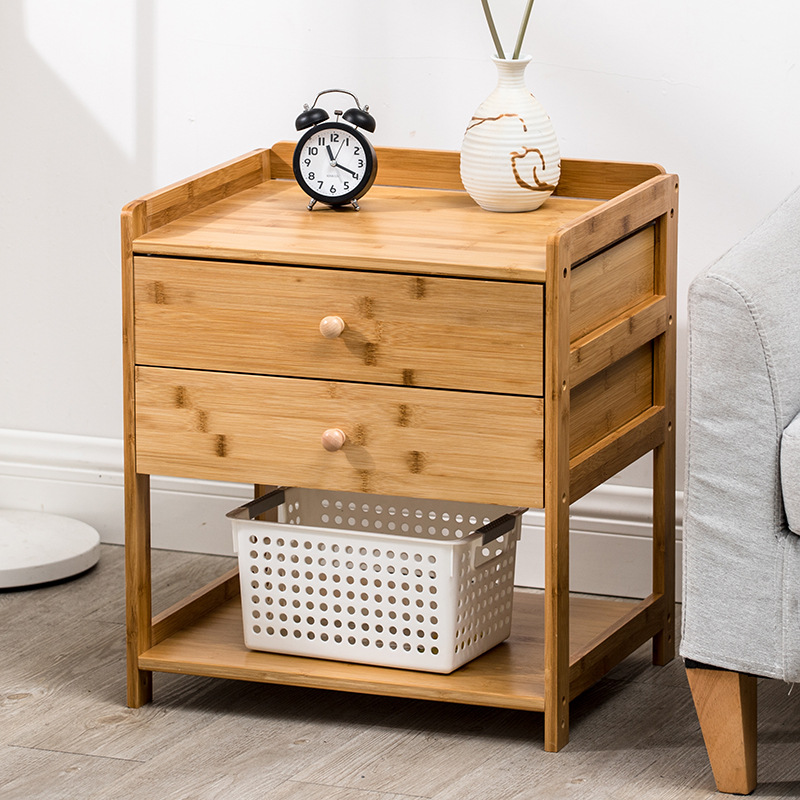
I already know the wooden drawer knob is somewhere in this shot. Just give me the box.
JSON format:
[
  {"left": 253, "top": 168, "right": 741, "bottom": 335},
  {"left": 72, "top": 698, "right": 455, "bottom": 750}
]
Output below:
[
  {"left": 321, "top": 428, "right": 347, "bottom": 452},
  {"left": 319, "top": 315, "right": 346, "bottom": 339}
]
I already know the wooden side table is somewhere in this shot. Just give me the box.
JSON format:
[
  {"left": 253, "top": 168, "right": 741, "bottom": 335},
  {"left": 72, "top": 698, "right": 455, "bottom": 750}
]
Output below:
[{"left": 121, "top": 144, "right": 677, "bottom": 751}]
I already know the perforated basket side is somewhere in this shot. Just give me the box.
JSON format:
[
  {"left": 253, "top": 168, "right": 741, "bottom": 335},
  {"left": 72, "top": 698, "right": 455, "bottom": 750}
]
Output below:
[
  {"left": 236, "top": 520, "right": 465, "bottom": 671},
  {"left": 453, "top": 537, "right": 517, "bottom": 666}
]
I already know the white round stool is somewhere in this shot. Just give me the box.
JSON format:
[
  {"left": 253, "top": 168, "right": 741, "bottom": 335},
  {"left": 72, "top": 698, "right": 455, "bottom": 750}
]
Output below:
[{"left": 0, "top": 510, "right": 100, "bottom": 589}]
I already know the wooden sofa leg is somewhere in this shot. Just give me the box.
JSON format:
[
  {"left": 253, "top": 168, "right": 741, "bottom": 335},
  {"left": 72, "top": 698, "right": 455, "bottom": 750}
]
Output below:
[{"left": 686, "top": 665, "right": 757, "bottom": 795}]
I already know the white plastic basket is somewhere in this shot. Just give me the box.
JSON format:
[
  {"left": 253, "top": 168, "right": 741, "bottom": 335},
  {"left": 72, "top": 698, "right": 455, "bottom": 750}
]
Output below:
[{"left": 228, "top": 488, "right": 525, "bottom": 674}]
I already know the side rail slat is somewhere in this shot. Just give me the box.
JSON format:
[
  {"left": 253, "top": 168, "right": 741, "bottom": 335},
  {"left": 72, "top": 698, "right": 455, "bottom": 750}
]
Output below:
[{"left": 124, "top": 149, "right": 270, "bottom": 236}]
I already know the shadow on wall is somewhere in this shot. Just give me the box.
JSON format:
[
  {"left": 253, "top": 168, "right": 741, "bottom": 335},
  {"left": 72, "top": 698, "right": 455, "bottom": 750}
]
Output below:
[{"left": 0, "top": 0, "right": 155, "bottom": 438}]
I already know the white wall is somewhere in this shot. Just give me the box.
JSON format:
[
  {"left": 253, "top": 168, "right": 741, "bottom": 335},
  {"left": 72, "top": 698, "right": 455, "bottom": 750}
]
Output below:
[{"left": 2, "top": 1, "right": 799, "bottom": 593}]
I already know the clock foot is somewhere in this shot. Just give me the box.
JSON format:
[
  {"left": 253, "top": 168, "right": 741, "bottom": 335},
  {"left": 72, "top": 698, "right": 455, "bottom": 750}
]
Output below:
[
  {"left": 351, "top": 199, "right": 361, "bottom": 211},
  {"left": 307, "top": 199, "right": 317, "bottom": 211}
]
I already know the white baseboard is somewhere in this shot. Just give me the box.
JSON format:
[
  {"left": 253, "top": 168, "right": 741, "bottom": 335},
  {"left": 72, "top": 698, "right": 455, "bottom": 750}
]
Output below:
[
  {"left": 0, "top": 429, "right": 250, "bottom": 555},
  {"left": 0, "top": 429, "right": 683, "bottom": 599},
  {"left": 516, "top": 484, "right": 684, "bottom": 599}
]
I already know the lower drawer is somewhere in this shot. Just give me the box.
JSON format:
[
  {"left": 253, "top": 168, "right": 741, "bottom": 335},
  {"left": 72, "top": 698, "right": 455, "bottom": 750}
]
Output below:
[{"left": 134, "top": 367, "right": 544, "bottom": 507}]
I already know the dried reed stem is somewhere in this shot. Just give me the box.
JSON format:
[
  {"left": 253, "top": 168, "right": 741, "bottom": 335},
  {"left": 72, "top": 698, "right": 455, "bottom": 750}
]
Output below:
[
  {"left": 513, "top": 0, "right": 536, "bottom": 59},
  {"left": 480, "top": 0, "right": 506, "bottom": 59}
]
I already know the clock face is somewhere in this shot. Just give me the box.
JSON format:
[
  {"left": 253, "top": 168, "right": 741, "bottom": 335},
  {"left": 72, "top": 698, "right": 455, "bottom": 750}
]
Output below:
[{"left": 293, "top": 121, "right": 377, "bottom": 206}]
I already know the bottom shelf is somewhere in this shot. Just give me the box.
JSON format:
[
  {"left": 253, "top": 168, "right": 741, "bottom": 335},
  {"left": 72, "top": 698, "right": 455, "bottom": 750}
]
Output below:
[{"left": 139, "top": 590, "right": 643, "bottom": 712}]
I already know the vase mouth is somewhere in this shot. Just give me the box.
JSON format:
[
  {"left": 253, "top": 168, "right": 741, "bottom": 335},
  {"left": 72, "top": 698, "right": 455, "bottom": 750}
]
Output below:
[{"left": 490, "top": 54, "right": 532, "bottom": 65}]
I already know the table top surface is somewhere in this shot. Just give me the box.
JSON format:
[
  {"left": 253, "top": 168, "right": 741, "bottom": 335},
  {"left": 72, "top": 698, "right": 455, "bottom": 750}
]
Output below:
[{"left": 133, "top": 178, "right": 603, "bottom": 282}]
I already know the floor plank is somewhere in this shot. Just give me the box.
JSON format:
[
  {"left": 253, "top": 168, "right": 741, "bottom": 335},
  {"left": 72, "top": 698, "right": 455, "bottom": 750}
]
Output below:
[
  {"left": 3, "top": 544, "right": 799, "bottom": 799},
  {"left": 0, "top": 744, "right": 137, "bottom": 800},
  {"left": 291, "top": 701, "right": 526, "bottom": 797}
]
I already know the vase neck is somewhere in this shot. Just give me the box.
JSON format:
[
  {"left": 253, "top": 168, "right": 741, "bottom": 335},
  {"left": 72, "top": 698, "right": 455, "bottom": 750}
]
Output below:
[{"left": 492, "top": 56, "right": 532, "bottom": 90}]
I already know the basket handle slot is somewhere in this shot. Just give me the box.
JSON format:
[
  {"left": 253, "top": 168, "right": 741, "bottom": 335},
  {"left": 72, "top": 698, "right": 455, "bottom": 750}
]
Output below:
[
  {"left": 471, "top": 508, "right": 526, "bottom": 568},
  {"left": 475, "top": 508, "right": 527, "bottom": 545},
  {"left": 227, "top": 487, "right": 287, "bottom": 521}
]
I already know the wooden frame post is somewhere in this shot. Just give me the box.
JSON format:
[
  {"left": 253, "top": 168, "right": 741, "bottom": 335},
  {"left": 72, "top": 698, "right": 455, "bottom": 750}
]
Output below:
[
  {"left": 652, "top": 178, "right": 678, "bottom": 666},
  {"left": 122, "top": 202, "right": 153, "bottom": 707},
  {"left": 121, "top": 151, "right": 271, "bottom": 708},
  {"left": 541, "top": 172, "right": 678, "bottom": 750},
  {"left": 543, "top": 232, "right": 573, "bottom": 752}
]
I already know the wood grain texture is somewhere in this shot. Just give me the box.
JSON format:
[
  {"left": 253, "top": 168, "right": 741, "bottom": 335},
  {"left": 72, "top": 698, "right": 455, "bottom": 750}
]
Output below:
[
  {"left": 686, "top": 667, "right": 757, "bottom": 795},
  {"left": 121, "top": 200, "right": 153, "bottom": 708},
  {"left": 536, "top": 168, "right": 677, "bottom": 751},
  {"left": 569, "top": 407, "right": 666, "bottom": 503},
  {"left": 651, "top": 178, "right": 679, "bottom": 666},
  {"left": 138, "top": 589, "right": 638, "bottom": 711},
  {"left": 569, "top": 343, "right": 654, "bottom": 460},
  {"left": 569, "top": 593, "right": 666, "bottom": 699},
  {"left": 557, "top": 174, "right": 675, "bottom": 269},
  {"left": 134, "top": 256, "right": 544, "bottom": 395},
  {"left": 569, "top": 226, "right": 655, "bottom": 343},
  {"left": 128, "top": 149, "right": 270, "bottom": 233},
  {"left": 269, "top": 141, "right": 664, "bottom": 199},
  {"left": 132, "top": 179, "right": 601, "bottom": 282},
  {"left": 570, "top": 296, "right": 667, "bottom": 388},
  {"left": 134, "top": 367, "right": 545, "bottom": 508},
  {"left": 121, "top": 148, "right": 678, "bottom": 754},
  {"left": 555, "top": 158, "right": 665, "bottom": 200},
  {"left": 152, "top": 567, "right": 240, "bottom": 646},
  {"left": 543, "top": 230, "right": 572, "bottom": 752}
]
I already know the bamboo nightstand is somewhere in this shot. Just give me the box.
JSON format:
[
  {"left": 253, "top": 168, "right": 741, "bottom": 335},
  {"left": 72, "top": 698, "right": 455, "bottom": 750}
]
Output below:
[{"left": 121, "top": 143, "right": 678, "bottom": 751}]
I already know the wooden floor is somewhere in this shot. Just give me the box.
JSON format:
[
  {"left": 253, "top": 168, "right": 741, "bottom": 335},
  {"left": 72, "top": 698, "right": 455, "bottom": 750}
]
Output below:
[{"left": 2, "top": 546, "right": 799, "bottom": 799}]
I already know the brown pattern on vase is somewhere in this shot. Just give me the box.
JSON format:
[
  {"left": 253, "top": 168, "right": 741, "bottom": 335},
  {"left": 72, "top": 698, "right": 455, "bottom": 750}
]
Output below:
[
  {"left": 510, "top": 147, "right": 557, "bottom": 193},
  {"left": 466, "top": 113, "right": 528, "bottom": 133}
]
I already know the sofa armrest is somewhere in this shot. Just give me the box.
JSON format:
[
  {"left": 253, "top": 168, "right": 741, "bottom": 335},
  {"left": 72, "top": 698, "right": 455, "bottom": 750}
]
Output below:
[{"left": 681, "top": 186, "right": 800, "bottom": 679}]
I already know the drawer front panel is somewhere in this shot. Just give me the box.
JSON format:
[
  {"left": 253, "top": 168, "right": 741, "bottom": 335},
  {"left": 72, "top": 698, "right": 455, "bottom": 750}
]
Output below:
[
  {"left": 134, "top": 257, "right": 543, "bottom": 395},
  {"left": 134, "top": 367, "right": 544, "bottom": 508}
]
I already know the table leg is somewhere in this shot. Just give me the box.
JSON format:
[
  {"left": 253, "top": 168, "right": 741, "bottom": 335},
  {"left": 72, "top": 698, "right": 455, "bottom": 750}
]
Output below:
[
  {"left": 652, "top": 439, "right": 675, "bottom": 666},
  {"left": 652, "top": 194, "right": 677, "bottom": 666},
  {"left": 544, "top": 495, "right": 570, "bottom": 752},
  {"left": 125, "top": 471, "right": 152, "bottom": 707}
]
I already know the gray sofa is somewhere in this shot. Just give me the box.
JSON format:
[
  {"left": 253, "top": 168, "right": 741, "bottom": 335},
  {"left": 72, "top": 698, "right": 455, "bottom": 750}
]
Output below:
[{"left": 681, "top": 186, "right": 800, "bottom": 794}]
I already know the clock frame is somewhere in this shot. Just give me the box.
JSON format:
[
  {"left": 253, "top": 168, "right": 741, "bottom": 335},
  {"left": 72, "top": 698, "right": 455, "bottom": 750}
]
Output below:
[{"left": 292, "top": 120, "right": 377, "bottom": 209}]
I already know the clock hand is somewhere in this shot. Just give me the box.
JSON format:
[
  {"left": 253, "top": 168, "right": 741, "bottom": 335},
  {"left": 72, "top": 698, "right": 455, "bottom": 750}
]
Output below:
[
  {"left": 334, "top": 163, "right": 359, "bottom": 178},
  {"left": 334, "top": 137, "right": 348, "bottom": 160},
  {"left": 326, "top": 145, "right": 336, "bottom": 165}
]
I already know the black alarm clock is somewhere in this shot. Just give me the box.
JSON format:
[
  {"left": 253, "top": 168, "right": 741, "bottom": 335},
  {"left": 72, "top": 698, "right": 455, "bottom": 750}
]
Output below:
[{"left": 293, "top": 89, "right": 377, "bottom": 210}]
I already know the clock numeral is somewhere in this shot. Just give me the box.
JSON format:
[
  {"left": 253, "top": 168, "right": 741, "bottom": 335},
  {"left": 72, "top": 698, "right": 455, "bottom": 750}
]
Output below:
[
  {"left": 308, "top": 146, "right": 319, "bottom": 156},
  {"left": 307, "top": 172, "right": 315, "bottom": 181},
  {"left": 317, "top": 136, "right": 326, "bottom": 146},
  {"left": 343, "top": 181, "right": 350, "bottom": 190},
  {"left": 330, "top": 186, "right": 337, "bottom": 194},
  {"left": 354, "top": 146, "right": 361, "bottom": 155},
  {"left": 358, "top": 159, "right": 364, "bottom": 168},
  {"left": 330, "top": 132, "right": 340, "bottom": 142},
  {"left": 318, "top": 181, "right": 324, "bottom": 189},
  {"left": 304, "top": 158, "right": 311, "bottom": 167}
]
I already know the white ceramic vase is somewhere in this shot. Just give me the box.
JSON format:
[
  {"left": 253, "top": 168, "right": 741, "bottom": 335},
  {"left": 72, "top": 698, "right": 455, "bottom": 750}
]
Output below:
[{"left": 460, "top": 55, "right": 560, "bottom": 212}]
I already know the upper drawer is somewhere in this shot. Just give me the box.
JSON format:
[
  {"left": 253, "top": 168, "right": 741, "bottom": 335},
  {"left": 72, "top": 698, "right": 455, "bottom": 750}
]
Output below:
[{"left": 133, "top": 257, "right": 543, "bottom": 395}]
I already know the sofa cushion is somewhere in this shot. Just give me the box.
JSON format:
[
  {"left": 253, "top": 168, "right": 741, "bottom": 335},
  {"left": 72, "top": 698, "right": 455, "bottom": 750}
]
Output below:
[{"left": 782, "top": 410, "right": 800, "bottom": 535}]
